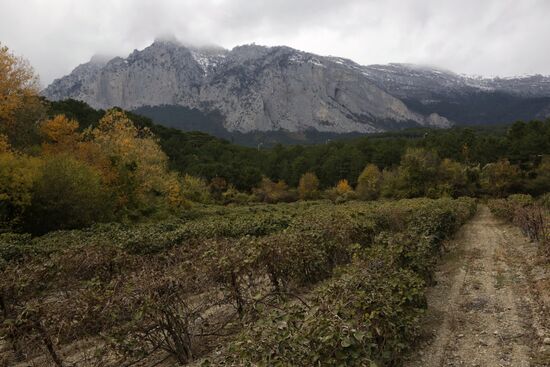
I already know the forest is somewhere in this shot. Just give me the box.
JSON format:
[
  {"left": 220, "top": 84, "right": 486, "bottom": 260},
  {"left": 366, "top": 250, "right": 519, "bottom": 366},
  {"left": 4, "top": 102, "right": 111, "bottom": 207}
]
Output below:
[
  {"left": 50, "top": 98, "right": 550, "bottom": 191},
  {"left": 4, "top": 90, "right": 550, "bottom": 235},
  {"left": 1, "top": 44, "right": 549, "bottom": 366}
]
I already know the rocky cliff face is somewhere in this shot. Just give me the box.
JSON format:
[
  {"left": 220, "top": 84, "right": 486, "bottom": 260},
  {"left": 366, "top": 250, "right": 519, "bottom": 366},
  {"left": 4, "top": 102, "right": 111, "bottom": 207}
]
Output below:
[
  {"left": 43, "top": 40, "right": 550, "bottom": 133},
  {"left": 43, "top": 40, "right": 450, "bottom": 133}
]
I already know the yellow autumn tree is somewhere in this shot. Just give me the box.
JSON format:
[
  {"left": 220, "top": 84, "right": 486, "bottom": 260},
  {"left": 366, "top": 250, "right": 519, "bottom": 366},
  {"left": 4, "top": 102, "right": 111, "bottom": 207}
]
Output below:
[
  {"left": 39, "top": 114, "right": 115, "bottom": 184},
  {"left": 298, "top": 172, "right": 320, "bottom": 200},
  {"left": 356, "top": 164, "right": 382, "bottom": 200},
  {"left": 40, "top": 114, "right": 81, "bottom": 154},
  {"left": 0, "top": 44, "right": 44, "bottom": 148},
  {"left": 165, "top": 173, "right": 189, "bottom": 209},
  {"left": 335, "top": 179, "right": 353, "bottom": 195},
  {"left": 90, "top": 109, "right": 186, "bottom": 213},
  {"left": 326, "top": 178, "right": 355, "bottom": 202}
]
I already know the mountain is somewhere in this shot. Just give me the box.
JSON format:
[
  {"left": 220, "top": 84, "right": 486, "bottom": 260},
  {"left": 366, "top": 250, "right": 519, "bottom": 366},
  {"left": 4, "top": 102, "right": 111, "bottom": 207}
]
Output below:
[
  {"left": 43, "top": 39, "right": 550, "bottom": 136},
  {"left": 43, "top": 39, "right": 450, "bottom": 134},
  {"left": 361, "top": 63, "right": 550, "bottom": 125}
]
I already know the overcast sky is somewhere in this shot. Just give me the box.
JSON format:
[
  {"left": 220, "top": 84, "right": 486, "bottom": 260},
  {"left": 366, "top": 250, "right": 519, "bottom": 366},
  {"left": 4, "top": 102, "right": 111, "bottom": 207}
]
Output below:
[{"left": 1, "top": 0, "right": 549, "bottom": 86}]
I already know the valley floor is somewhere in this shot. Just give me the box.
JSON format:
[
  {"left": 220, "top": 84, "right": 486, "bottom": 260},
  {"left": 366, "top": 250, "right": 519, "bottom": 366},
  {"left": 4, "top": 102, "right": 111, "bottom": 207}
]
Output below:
[{"left": 405, "top": 206, "right": 550, "bottom": 367}]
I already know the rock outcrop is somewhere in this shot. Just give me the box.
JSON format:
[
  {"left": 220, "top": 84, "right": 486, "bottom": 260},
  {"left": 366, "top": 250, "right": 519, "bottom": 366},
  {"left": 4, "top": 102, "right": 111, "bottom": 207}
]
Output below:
[{"left": 43, "top": 40, "right": 451, "bottom": 133}]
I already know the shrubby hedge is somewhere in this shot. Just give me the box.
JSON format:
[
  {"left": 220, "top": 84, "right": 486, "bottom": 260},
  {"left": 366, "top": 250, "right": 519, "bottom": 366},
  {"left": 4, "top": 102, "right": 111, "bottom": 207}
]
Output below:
[
  {"left": 206, "top": 198, "right": 477, "bottom": 366},
  {"left": 0, "top": 198, "right": 476, "bottom": 366},
  {"left": 488, "top": 194, "right": 549, "bottom": 259}
]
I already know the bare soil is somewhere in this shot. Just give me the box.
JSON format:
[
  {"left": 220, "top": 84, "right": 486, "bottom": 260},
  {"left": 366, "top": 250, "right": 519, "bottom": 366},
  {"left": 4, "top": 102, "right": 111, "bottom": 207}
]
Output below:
[{"left": 405, "top": 205, "right": 550, "bottom": 367}]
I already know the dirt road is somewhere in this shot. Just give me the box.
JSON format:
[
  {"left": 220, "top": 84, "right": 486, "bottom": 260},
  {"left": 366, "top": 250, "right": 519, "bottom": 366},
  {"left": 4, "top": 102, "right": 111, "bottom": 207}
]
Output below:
[{"left": 406, "top": 205, "right": 549, "bottom": 367}]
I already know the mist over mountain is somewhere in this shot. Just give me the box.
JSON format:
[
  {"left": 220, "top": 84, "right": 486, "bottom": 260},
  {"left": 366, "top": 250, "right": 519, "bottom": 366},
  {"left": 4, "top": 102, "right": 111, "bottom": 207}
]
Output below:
[{"left": 43, "top": 39, "right": 550, "bottom": 137}]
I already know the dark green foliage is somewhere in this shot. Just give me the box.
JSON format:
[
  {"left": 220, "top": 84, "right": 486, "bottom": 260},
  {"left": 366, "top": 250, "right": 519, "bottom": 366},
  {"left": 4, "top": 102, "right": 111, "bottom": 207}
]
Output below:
[
  {"left": 22, "top": 154, "right": 112, "bottom": 234},
  {"left": 221, "top": 263, "right": 426, "bottom": 367},
  {"left": 0, "top": 233, "right": 33, "bottom": 268},
  {"left": 134, "top": 105, "right": 230, "bottom": 137},
  {"left": 45, "top": 98, "right": 103, "bottom": 128},
  {"left": 402, "top": 92, "right": 550, "bottom": 127},
  {"left": 46, "top": 99, "right": 550, "bottom": 194},
  {"left": 213, "top": 198, "right": 476, "bottom": 366}
]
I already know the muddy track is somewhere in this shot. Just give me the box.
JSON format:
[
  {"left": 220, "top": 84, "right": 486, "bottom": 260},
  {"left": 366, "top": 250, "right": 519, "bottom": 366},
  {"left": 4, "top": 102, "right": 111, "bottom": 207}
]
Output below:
[{"left": 405, "top": 205, "right": 549, "bottom": 367}]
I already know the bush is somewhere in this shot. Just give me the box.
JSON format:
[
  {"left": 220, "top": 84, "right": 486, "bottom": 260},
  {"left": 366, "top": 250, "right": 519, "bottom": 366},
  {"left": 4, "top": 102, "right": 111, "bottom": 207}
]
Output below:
[
  {"left": 481, "top": 159, "right": 521, "bottom": 197},
  {"left": 182, "top": 174, "right": 212, "bottom": 203},
  {"left": 254, "top": 177, "right": 297, "bottom": 203},
  {"left": 539, "top": 193, "right": 550, "bottom": 210},
  {"left": 22, "top": 154, "right": 112, "bottom": 234},
  {"left": 325, "top": 179, "right": 356, "bottom": 203},
  {"left": 508, "top": 193, "right": 534, "bottom": 206},
  {"left": 489, "top": 195, "right": 549, "bottom": 259},
  {"left": 208, "top": 198, "right": 476, "bottom": 366},
  {"left": 222, "top": 184, "right": 254, "bottom": 204},
  {"left": 0, "top": 232, "right": 33, "bottom": 269},
  {"left": 221, "top": 256, "right": 426, "bottom": 367},
  {"left": 0, "top": 151, "right": 41, "bottom": 231},
  {"left": 356, "top": 164, "right": 381, "bottom": 200},
  {"left": 1, "top": 198, "right": 477, "bottom": 366},
  {"left": 298, "top": 172, "right": 320, "bottom": 200}
]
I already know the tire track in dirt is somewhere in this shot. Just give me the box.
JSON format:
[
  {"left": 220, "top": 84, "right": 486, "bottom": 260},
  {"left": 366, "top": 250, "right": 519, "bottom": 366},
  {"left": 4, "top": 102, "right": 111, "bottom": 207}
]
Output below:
[{"left": 406, "top": 205, "right": 549, "bottom": 367}]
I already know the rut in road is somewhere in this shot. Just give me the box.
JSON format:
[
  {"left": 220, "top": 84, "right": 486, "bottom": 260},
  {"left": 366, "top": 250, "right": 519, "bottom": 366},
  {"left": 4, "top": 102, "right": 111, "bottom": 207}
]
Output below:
[{"left": 405, "top": 205, "right": 549, "bottom": 367}]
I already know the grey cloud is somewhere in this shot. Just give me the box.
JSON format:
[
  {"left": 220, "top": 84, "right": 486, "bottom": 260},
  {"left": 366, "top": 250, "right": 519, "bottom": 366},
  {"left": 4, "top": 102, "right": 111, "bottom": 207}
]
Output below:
[{"left": 1, "top": 0, "right": 549, "bottom": 86}]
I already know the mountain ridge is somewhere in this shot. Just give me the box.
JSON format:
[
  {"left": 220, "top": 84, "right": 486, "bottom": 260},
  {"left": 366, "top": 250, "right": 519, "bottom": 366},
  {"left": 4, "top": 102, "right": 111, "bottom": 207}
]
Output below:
[{"left": 43, "top": 41, "right": 550, "bottom": 135}]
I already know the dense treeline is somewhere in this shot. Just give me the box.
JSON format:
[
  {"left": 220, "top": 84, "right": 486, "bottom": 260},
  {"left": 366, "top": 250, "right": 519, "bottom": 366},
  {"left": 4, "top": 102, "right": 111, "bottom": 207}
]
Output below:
[
  {"left": 48, "top": 99, "right": 267, "bottom": 190},
  {"left": 48, "top": 99, "right": 550, "bottom": 193}
]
